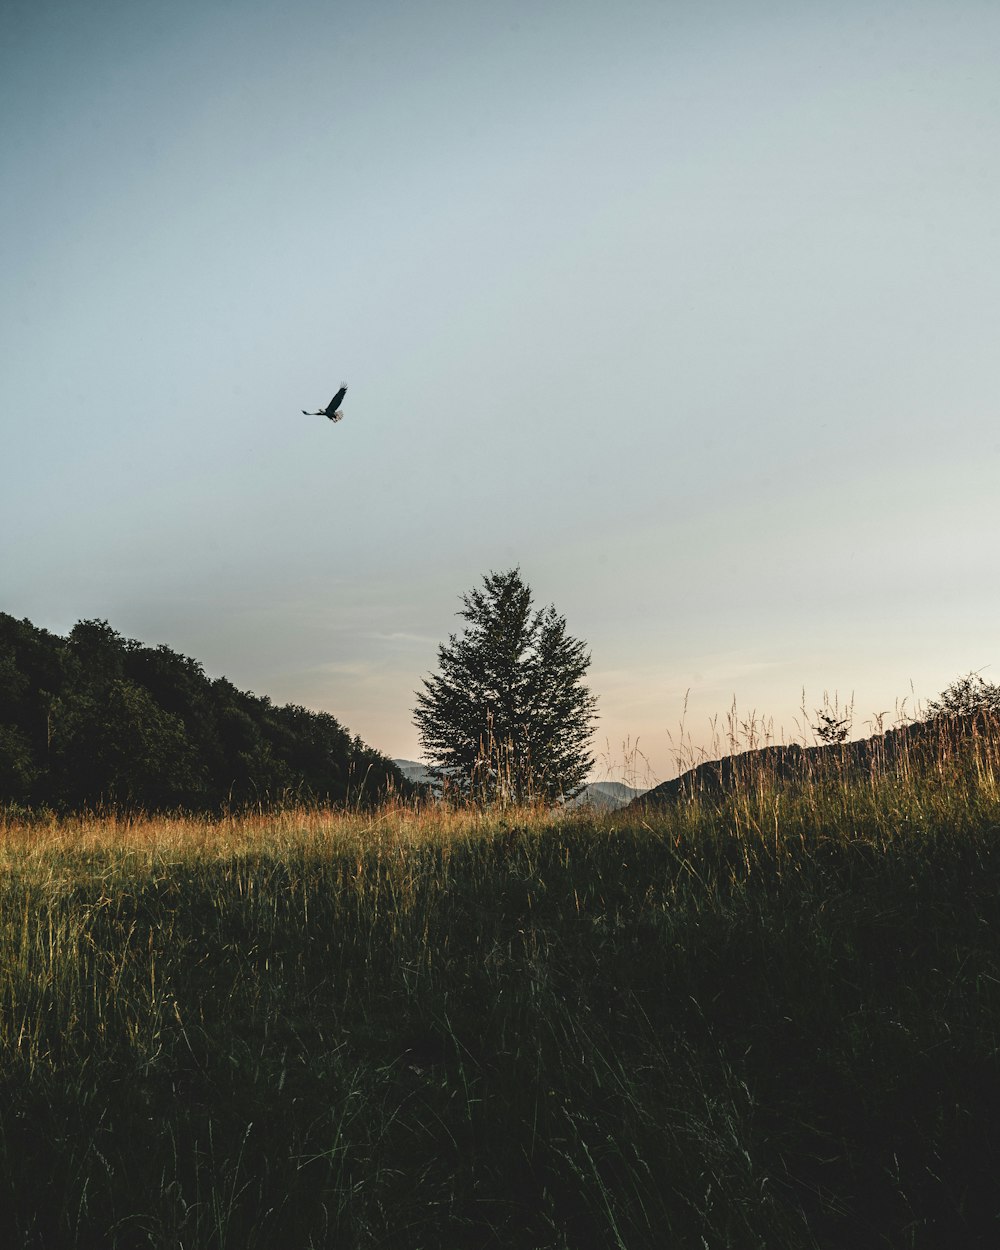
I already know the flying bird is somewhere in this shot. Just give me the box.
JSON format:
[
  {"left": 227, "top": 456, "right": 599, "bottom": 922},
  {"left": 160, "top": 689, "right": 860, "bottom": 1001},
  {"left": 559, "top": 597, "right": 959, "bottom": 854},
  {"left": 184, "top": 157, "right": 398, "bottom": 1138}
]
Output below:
[{"left": 302, "top": 383, "right": 348, "bottom": 422}]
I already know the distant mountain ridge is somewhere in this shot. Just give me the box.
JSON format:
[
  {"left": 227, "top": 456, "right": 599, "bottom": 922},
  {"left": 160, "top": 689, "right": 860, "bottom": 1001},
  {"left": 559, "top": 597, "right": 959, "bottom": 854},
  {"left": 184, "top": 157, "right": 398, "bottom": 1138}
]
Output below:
[
  {"left": 565, "top": 781, "right": 647, "bottom": 810},
  {"left": 393, "top": 760, "right": 436, "bottom": 787},
  {"left": 392, "top": 762, "right": 645, "bottom": 809}
]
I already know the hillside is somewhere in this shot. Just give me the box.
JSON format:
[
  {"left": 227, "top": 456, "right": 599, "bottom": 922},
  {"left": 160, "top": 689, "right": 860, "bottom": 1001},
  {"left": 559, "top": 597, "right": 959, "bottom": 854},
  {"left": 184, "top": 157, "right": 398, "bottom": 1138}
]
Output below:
[
  {"left": 630, "top": 714, "right": 983, "bottom": 809},
  {"left": 0, "top": 612, "right": 408, "bottom": 810}
]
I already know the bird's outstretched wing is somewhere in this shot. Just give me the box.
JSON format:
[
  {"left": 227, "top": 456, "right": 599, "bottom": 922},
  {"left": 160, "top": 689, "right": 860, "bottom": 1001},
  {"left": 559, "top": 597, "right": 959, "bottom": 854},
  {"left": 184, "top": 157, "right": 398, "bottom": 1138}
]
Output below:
[{"left": 326, "top": 384, "right": 347, "bottom": 414}]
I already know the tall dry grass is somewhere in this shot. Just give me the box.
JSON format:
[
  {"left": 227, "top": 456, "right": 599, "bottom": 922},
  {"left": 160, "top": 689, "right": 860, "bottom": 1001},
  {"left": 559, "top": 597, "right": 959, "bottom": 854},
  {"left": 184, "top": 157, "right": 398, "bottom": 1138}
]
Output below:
[{"left": 0, "top": 714, "right": 999, "bottom": 1247}]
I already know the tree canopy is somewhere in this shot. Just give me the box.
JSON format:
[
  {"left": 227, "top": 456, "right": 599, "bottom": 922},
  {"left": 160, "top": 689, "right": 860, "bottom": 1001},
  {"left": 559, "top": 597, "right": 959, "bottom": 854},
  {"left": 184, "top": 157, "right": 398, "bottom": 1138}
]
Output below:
[
  {"left": 925, "top": 672, "right": 1000, "bottom": 721},
  {"left": 414, "top": 569, "right": 598, "bottom": 804},
  {"left": 0, "top": 613, "right": 408, "bottom": 811}
]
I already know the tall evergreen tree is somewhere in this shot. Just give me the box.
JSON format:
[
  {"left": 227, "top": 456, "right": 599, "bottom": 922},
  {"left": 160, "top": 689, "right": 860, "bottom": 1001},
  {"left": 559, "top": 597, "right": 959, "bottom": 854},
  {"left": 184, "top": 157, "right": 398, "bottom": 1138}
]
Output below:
[{"left": 414, "top": 569, "right": 598, "bottom": 804}]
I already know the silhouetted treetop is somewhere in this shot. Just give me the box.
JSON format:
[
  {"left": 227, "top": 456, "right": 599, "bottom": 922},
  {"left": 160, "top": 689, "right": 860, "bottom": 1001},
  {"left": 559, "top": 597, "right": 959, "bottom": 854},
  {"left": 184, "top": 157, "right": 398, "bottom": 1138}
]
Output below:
[{"left": 414, "top": 569, "right": 597, "bottom": 805}]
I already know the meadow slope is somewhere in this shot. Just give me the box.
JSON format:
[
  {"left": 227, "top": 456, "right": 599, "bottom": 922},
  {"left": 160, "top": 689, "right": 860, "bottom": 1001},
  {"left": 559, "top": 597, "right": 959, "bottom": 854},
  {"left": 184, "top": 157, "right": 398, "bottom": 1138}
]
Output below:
[{"left": 1, "top": 722, "right": 999, "bottom": 1247}]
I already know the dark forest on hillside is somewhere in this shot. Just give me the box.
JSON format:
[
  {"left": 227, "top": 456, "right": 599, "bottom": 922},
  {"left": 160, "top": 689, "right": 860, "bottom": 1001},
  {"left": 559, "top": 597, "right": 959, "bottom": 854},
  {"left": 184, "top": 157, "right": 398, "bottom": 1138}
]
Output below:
[{"left": 0, "top": 613, "right": 408, "bottom": 811}]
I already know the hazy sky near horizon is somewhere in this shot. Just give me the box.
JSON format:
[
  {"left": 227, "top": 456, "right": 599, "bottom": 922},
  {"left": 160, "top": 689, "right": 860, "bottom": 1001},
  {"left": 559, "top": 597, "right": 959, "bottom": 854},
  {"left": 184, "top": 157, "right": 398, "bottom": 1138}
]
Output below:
[{"left": 3, "top": 0, "right": 999, "bottom": 783}]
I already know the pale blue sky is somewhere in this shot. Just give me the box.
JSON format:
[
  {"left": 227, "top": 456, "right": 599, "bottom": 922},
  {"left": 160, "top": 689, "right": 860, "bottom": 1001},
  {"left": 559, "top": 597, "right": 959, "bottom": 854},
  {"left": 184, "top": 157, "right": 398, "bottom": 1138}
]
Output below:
[{"left": 3, "top": 0, "right": 999, "bottom": 781}]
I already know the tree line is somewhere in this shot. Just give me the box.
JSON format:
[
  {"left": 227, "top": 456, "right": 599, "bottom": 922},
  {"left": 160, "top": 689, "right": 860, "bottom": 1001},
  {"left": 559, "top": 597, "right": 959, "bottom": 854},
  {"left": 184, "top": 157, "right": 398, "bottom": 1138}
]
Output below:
[{"left": 0, "top": 613, "right": 409, "bottom": 811}]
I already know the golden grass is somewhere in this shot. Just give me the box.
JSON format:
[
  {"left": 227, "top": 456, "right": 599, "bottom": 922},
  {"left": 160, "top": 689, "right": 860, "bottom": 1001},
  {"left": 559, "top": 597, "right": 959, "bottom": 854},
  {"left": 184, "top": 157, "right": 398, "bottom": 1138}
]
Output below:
[
  {"left": 2, "top": 717, "right": 1000, "bottom": 1246},
  {"left": 0, "top": 798, "right": 586, "bottom": 883}
]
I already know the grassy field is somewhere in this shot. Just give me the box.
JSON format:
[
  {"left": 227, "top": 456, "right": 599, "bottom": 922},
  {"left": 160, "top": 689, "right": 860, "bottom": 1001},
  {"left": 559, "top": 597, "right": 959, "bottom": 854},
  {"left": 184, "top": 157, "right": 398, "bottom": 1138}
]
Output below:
[{"left": 2, "top": 722, "right": 1000, "bottom": 1248}]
